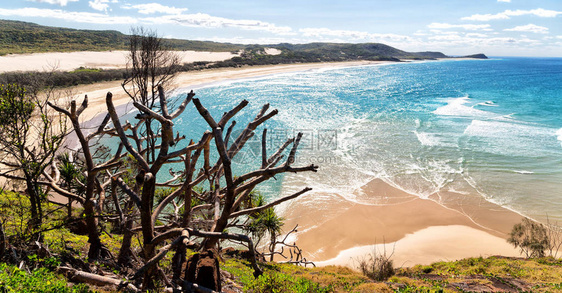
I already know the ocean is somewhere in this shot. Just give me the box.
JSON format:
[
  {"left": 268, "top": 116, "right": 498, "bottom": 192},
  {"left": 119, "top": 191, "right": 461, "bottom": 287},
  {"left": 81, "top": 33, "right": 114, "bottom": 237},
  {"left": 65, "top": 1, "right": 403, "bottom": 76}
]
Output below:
[{"left": 170, "top": 57, "right": 562, "bottom": 223}]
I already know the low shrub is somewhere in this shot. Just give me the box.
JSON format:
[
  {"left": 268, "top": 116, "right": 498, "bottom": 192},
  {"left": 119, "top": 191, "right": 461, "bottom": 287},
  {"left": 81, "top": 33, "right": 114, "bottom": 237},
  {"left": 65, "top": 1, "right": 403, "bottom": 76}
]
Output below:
[{"left": 355, "top": 245, "right": 395, "bottom": 281}]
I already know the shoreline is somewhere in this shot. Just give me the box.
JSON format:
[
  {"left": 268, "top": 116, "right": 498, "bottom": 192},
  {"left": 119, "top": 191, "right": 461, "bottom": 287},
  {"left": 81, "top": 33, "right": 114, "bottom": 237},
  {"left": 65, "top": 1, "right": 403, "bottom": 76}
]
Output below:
[
  {"left": 282, "top": 178, "right": 522, "bottom": 267},
  {"left": 66, "top": 61, "right": 393, "bottom": 123},
  {"left": 60, "top": 59, "right": 524, "bottom": 268}
]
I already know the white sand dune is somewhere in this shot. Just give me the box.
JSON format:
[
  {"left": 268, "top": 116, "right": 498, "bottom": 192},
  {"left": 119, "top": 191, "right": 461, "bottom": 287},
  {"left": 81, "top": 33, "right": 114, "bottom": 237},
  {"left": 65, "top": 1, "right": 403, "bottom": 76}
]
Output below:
[{"left": 0, "top": 50, "right": 238, "bottom": 73}]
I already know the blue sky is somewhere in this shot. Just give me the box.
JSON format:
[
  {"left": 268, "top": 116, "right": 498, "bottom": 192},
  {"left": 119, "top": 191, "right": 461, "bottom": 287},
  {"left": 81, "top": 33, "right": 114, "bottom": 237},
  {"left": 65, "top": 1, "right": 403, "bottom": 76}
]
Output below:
[{"left": 1, "top": 0, "right": 561, "bottom": 56}]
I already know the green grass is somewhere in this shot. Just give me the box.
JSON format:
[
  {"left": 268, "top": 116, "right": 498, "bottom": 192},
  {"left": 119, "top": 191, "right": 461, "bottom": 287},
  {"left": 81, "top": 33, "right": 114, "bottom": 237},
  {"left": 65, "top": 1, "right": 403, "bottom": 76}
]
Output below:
[
  {"left": 396, "top": 256, "right": 562, "bottom": 292},
  {"left": 0, "top": 263, "right": 95, "bottom": 292},
  {"left": 222, "top": 258, "right": 376, "bottom": 292}
]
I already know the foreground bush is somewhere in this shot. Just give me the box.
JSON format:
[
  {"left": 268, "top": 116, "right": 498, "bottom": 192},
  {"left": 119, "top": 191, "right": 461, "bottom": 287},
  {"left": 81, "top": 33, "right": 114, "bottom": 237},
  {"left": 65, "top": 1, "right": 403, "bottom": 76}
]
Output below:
[{"left": 356, "top": 246, "right": 395, "bottom": 281}]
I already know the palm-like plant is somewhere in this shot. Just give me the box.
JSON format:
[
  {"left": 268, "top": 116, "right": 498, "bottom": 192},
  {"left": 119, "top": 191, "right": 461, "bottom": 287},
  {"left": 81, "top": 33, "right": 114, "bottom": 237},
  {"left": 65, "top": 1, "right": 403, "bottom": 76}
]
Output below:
[
  {"left": 57, "top": 153, "right": 84, "bottom": 217},
  {"left": 245, "top": 192, "right": 284, "bottom": 261}
]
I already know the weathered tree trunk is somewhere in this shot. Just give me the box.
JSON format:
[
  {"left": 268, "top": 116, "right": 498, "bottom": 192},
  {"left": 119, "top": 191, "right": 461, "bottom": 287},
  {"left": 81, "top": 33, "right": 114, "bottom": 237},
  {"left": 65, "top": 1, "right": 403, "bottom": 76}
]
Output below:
[
  {"left": 141, "top": 174, "right": 157, "bottom": 290},
  {"left": 67, "top": 198, "right": 73, "bottom": 219},
  {"left": 84, "top": 197, "right": 101, "bottom": 261},
  {"left": 184, "top": 250, "right": 221, "bottom": 292},
  {"left": 48, "top": 98, "right": 118, "bottom": 262},
  {"left": 0, "top": 217, "right": 6, "bottom": 258},
  {"left": 117, "top": 200, "right": 135, "bottom": 267},
  {"left": 25, "top": 175, "right": 43, "bottom": 239},
  {"left": 269, "top": 233, "right": 276, "bottom": 262}
]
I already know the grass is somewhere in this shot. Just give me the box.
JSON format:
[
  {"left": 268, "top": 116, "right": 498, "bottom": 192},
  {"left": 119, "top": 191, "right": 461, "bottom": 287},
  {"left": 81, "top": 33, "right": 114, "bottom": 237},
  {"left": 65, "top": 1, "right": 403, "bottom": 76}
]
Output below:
[
  {"left": 0, "top": 262, "right": 95, "bottom": 292},
  {"left": 396, "top": 256, "right": 562, "bottom": 292},
  {"left": 3, "top": 190, "right": 562, "bottom": 292},
  {"left": 222, "top": 257, "right": 375, "bottom": 292}
]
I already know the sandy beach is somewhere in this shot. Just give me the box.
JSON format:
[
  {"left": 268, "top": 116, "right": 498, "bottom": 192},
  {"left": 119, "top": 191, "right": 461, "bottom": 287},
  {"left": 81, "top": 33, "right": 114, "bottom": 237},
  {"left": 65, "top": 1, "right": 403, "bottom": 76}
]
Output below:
[
  {"left": 282, "top": 179, "right": 522, "bottom": 267},
  {"left": 1, "top": 50, "right": 524, "bottom": 269},
  {"left": 65, "top": 59, "right": 523, "bottom": 268},
  {"left": 0, "top": 50, "right": 238, "bottom": 73}
]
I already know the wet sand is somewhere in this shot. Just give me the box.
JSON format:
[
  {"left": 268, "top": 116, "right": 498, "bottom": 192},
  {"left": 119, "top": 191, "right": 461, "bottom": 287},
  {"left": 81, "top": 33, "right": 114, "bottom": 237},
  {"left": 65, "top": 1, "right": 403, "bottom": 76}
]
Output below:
[{"left": 282, "top": 178, "right": 522, "bottom": 266}]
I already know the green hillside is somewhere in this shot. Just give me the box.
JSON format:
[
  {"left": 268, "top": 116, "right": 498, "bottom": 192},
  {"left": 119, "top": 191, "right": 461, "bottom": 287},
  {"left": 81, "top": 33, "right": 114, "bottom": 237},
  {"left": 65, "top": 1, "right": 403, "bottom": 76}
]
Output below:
[
  {"left": 0, "top": 19, "right": 244, "bottom": 55},
  {"left": 276, "top": 42, "right": 448, "bottom": 60},
  {"left": 0, "top": 19, "right": 456, "bottom": 61}
]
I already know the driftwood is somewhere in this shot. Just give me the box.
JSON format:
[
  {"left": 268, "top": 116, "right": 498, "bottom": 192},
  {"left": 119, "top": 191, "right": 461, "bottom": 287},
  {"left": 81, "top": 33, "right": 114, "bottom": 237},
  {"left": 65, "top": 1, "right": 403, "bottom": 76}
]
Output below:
[
  {"left": 262, "top": 225, "right": 316, "bottom": 267},
  {"left": 59, "top": 266, "right": 138, "bottom": 291}
]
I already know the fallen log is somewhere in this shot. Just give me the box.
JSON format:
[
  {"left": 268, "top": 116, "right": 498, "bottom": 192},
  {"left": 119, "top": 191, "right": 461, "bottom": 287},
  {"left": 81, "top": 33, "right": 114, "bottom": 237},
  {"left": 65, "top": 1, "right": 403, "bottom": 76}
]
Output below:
[{"left": 58, "top": 266, "right": 139, "bottom": 292}]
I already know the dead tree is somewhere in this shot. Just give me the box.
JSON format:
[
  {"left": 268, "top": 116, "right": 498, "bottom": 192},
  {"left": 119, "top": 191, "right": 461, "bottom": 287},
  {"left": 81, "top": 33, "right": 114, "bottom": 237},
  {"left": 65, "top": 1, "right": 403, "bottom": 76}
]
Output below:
[
  {"left": 102, "top": 82, "right": 318, "bottom": 289},
  {"left": 122, "top": 27, "right": 180, "bottom": 164},
  {"left": 191, "top": 97, "right": 318, "bottom": 249},
  {"left": 47, "top": 96, "right": 124, "bottom": 261},
  {"left": 106, "top": 88, "right": 207, "bottom": 289}
]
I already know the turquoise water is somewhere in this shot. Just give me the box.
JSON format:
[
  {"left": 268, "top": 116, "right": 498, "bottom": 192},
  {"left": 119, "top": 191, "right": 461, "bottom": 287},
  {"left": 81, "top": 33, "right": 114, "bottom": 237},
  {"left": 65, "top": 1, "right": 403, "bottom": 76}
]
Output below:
[{"left": 171, "top": 58, "right": 562, "bottom": 222}]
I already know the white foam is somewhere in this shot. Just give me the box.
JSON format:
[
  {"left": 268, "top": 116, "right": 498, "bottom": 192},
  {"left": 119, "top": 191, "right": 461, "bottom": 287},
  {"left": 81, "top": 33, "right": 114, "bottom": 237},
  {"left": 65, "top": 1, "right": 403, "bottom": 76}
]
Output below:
[
  {"left": 433, "top": 96, "right": 496, "bottom": 118},
  {"left": 463, "top": 119, "right": 559, "bottom": 156},
  {"left": 476, "top": 101, "right": 498, "bottom": 107},
  {"left": 413, "top": 131, "right": 457, "bottom": 148},
  {"left": 514, "top": 170, "right": 534, "bottom": 175},
  {"left": 556, "top": 128, "right": 562, "bottom": 146}
]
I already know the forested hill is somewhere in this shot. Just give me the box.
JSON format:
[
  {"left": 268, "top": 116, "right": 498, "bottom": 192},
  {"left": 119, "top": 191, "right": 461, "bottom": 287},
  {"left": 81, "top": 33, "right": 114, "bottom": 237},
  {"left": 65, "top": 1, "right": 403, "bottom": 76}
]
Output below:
[
  {"left": 0, "top": 19, "right": 244, "bottom": 55},
  {"left": 0, "top": 19, "right": 460, "bottom": 61},
  {"left": 276, "top": 42, "right": 448, "bottom": 60}
]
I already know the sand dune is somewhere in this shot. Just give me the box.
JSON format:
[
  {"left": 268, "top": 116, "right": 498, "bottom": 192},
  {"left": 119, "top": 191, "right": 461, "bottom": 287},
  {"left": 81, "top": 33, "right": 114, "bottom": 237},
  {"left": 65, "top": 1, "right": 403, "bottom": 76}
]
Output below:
[{"left": 0, "top": 50, "right": 238, "bottom": 73}]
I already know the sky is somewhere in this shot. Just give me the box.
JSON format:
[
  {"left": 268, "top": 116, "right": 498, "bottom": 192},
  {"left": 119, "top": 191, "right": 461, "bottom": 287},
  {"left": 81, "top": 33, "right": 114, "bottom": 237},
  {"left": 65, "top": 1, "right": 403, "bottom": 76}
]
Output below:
[{"left": 0, "top": 0, "right": 561, "bottom": 57}]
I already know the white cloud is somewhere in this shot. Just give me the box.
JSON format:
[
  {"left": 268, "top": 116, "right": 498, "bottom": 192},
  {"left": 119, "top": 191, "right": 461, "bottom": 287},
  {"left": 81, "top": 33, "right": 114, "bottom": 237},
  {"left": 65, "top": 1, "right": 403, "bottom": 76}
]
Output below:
[
  {"left": 466, "top": 33, "right": 489, "bottom": 38},
  {"left": 122, "top": 3, "right": 187, "bottom": 15},
  {"left": 299, "top": 28, "right": 413, "bottom": 43},
  {"left": 144, "top": 13, "right": 293, "bottom": 34},
  {"left": 463, "top": 8, "right": 562, "bottom": 21},
  {"left": 427, "top": 23, "right": 492, "bottom": 31},
  {"left": 29, "top": 0, "right": 78, "bottom": 6},
  {"left": 89, "top": 0, "right": 110, "bottom": 12},
  {"left": 497, "top": 0, "right": 511, "bottom": 2},
  {"left": 504, "top": 24, "right": 549, "bottom": 34},
  {"left": 0, "top": 7, "right": 136, "bottom": 24},
  {"left": 205, "top": 36, "right": 294, "bottom": 45}
]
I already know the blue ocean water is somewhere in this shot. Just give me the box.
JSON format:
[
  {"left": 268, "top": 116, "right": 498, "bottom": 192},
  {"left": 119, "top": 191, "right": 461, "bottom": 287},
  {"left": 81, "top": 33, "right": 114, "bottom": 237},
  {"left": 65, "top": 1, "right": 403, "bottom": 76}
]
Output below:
[{"left": 171, "top": 58, "right": 562, "bottom": 222}]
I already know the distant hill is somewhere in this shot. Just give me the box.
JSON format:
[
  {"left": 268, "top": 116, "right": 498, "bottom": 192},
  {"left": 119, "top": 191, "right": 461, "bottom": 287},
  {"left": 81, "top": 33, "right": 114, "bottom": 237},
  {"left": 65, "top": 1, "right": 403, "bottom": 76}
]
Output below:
[
  {"left": 0, "top": 19, "right": 453, "bottom": 61},
  {"left": 275, "top": 43, "right": 447, "bottom": 60},
  {"left": 0, "top": 19, "right": 244, "bottom": 55},
  {"left": 462, "top": 53, "right": 488, "bottom": 59}
]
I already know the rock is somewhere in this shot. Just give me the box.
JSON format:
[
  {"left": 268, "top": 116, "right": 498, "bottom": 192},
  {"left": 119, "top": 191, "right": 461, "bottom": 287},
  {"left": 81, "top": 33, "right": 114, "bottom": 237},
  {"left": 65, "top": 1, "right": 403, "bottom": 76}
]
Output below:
[{"left": 184, "top": 249, "right": 221, "bottom": 291}]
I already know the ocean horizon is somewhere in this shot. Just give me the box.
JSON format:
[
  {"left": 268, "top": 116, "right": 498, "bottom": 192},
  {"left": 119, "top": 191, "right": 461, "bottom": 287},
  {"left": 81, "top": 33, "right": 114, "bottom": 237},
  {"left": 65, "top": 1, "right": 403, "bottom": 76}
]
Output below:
[{"left": 168, "top": 57, "right": 562, "bottom": 225}]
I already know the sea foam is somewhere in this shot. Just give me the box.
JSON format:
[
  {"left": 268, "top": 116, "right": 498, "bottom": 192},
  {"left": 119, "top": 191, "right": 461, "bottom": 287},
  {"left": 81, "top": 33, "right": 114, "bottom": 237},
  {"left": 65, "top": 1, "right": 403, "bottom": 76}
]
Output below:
[{"left": 433, "top": 96, "right": 495, "bottom": 118}]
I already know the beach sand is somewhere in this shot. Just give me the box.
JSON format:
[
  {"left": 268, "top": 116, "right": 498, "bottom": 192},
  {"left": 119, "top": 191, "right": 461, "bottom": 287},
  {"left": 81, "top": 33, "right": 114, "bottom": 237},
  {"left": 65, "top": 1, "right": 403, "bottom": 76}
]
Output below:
[
  {"left": 0, "top": 52, "right": 524, "bottom": 268},
  {"left": 282, "top": 178, "right": 522, "bottom": 267},
  {"left": 0, "top": 50, "right": 238, "bottom": 73}
]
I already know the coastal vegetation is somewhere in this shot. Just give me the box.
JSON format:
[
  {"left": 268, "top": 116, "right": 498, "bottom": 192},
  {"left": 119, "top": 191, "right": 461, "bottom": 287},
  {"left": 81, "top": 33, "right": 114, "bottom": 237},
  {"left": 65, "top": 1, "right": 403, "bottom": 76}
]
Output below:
[
  {"left": 0, "top": 19, "right": 243, "bottom": 55},
  {"left": 0, "top": 19, "right": 545, "bottom": 293},
  {"left": 0, "top": 28, "right": 321, "bottom": 291}
]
